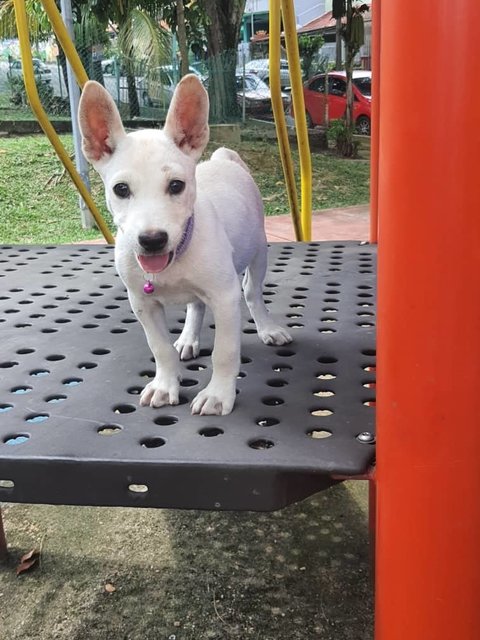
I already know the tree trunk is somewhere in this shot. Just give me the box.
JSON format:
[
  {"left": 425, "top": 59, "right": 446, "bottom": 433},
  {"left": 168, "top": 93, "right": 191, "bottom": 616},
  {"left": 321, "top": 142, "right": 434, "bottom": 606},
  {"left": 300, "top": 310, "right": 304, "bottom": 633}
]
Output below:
[
  {"left": 176, "top": 0, "right": 190, "bottom": 77},
  {"left": 199, "top": 0, "right": 246, "bottom": 122},
  {"left": 125, "top": 58, "right": 140, "bottom": 118}
]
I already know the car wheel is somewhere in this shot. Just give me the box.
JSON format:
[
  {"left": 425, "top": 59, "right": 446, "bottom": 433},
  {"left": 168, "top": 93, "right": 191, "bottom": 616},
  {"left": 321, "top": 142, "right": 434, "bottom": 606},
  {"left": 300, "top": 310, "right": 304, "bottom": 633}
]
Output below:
[
  {"left": 104, "top": 64, "right": 112, "bottom": 75},
  {"left": 355, "top": 115, "right": 371, "bottom": 136}
]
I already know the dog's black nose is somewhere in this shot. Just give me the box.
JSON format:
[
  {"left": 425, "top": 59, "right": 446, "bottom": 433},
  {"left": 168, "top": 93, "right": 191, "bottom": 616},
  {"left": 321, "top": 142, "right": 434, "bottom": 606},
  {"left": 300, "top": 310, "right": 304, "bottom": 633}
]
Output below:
[{"left": 138, "top": 230, "right": 168, "bottom": 253}]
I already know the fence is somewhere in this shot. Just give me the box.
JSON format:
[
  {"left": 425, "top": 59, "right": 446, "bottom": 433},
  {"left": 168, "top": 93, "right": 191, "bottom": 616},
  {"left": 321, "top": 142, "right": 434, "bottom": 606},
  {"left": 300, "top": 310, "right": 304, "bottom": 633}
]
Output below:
[{"left": 0, "top": 39, "right": 290, "bottom": 127}]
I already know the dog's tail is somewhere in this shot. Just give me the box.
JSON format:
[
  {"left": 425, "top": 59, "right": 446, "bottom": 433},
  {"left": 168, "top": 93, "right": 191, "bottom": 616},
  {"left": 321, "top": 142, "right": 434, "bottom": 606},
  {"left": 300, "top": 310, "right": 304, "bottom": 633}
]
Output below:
[{"left": 211, "top": 147, "right": 251, "bottom": 174}]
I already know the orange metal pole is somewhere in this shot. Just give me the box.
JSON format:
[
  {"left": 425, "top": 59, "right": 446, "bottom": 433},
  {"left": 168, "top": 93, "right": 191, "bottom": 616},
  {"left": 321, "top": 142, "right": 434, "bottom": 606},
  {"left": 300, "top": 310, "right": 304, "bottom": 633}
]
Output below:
[
  {"left": 369, "top": 0, "right": 380, "bottom": 243},
  {"left": 376, "top": 1, "right": 480, "bottom": 639}
]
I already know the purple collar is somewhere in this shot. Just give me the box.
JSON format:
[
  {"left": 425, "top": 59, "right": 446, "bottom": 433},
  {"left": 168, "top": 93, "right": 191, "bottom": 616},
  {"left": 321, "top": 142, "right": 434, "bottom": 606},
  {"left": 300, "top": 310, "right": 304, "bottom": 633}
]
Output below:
[{"left": 175, "top": 214, "right": 194, "bottom": 259}]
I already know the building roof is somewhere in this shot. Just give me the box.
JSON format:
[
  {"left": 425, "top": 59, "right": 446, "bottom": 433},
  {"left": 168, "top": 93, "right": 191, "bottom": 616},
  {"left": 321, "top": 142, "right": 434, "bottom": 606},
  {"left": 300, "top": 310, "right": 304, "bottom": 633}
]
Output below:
[{"left": 298, "top": 8, "right": 371, "bottom": 34}]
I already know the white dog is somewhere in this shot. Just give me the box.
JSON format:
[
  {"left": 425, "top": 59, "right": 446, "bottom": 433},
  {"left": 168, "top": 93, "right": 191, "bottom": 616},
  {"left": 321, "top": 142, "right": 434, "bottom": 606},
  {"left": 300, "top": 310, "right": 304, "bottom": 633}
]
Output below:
[{"left": 78, "top": 74, "right": 291, "bottom": 416}]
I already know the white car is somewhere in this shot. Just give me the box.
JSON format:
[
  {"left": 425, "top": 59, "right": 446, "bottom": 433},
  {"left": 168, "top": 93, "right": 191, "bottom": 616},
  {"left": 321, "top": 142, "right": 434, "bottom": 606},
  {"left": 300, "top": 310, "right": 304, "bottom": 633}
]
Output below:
[
  {"left": 236, "top": 73, "right": 288, "bottom": 116},
  {"left": 7, "top": 58, "right": 52, "bottom": 82},
  {"left": 244, "top": 58, "right": 290, "bottom": 88},
  {"left": 140, "top": 65, "right": 205, "bottom": 107}
]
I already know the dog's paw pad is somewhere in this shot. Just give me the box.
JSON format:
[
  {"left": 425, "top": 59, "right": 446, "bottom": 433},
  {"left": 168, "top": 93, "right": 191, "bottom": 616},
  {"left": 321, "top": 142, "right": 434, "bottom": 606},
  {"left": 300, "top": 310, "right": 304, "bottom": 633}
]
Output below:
[
  {"left": 174, "top": 337, "right": 200, "bottom": 361},
  {"left": 140, "top": 379, "right": 179, "bottom": 408},
  {"left": 259, "top": 326, "right": 293, "bottom": 346},
  {"left": 191, "top": 386, "right": 235, "bottom": 416}
]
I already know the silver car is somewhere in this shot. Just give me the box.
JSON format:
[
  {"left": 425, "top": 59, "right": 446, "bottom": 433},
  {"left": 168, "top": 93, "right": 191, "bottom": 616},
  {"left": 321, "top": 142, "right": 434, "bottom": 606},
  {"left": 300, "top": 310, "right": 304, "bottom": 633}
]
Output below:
[{"left": 244, "top": 58, "right": 290, "bottom": 88}]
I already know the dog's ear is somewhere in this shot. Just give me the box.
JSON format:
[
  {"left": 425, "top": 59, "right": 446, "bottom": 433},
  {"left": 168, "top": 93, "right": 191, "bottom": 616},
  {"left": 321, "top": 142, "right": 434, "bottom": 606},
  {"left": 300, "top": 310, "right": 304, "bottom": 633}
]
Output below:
[
  {"left": 163, "top": 74, "right": 209, "bottom": 160},
  {"left": 78, "top": 80, "right": 126, "bottom": 165}
]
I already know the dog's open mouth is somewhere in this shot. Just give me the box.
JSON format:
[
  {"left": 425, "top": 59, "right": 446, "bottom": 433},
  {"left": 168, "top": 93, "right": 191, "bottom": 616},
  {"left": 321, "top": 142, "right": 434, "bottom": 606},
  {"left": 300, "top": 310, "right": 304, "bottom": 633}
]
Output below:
[{"left": 136, "top": 252, "right": 174, "bottom": 274}]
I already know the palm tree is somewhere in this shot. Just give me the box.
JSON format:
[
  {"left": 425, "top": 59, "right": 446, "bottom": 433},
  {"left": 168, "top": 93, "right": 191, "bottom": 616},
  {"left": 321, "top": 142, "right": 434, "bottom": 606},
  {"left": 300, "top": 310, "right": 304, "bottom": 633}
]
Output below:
[{"left": 0, "top": 0, "right": 171, "bottom": 117}]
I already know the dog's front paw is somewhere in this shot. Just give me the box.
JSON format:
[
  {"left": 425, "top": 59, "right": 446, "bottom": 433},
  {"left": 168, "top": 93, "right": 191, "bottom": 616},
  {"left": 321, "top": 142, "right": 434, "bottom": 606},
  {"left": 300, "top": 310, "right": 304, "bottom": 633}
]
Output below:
[
  {"left": 174, "top": 335, "right": 200, "bottom": 361},
  {"left": 140, "top": 377, "right": 179, "bottom": 408},
  {"left": 259, "top": 325, "right": 293, "bottom": 346},
  {"left": 191, "top": 383, "right": 236, "bottom": 416}
]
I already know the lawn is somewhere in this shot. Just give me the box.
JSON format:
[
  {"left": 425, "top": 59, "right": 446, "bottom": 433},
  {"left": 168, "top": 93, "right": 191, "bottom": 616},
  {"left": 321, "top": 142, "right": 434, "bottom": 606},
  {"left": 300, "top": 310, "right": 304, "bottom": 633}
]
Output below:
[{"left": 0, "top": 133, "right": 370, "bottom": 244}]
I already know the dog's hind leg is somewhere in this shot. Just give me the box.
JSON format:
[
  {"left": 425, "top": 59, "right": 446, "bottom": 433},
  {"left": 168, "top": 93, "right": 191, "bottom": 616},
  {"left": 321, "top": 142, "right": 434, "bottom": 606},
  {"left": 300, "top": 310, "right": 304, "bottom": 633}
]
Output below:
[
  {"left": 174, "top": 301, "right": 206, "bottom": 360},
  {"left": 243, "top": 244, "right": 292, "bottom": 346}
]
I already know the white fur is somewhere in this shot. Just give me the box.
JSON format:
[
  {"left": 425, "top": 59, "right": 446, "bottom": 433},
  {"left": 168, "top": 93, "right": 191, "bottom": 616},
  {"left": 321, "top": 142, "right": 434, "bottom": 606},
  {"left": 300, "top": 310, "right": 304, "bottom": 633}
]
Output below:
[{"left": 78, "top": 76, "right": 291, "bottom": 416}]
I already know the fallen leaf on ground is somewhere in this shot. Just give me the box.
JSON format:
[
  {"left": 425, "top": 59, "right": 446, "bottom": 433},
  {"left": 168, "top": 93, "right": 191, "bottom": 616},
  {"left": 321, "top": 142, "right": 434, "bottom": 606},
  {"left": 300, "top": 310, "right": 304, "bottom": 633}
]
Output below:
[
  {"left": 16, "top": 549, "right": 40, "bottom": 576},
  {"left": 104, "top": 582, "right": 116, "bottom": 593}
]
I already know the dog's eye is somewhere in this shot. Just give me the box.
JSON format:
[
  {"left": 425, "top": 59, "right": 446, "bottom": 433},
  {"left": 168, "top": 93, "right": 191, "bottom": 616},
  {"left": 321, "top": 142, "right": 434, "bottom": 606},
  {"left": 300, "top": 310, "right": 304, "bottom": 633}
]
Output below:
[
  {"left": 168, "top": 180, "right": 185, "bottom": 195},
  {"left": 113, "top": 182, "right": 130, "bottom": 198}
]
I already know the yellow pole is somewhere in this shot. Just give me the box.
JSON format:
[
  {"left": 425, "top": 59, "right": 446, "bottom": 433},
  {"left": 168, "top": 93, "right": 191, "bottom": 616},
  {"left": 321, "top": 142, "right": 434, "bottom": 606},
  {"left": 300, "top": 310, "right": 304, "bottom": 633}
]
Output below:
[
  {"left": 40, "top": 0, "right": 89, "bottom": 88},
  {"left": 13, "top": 0, "right": 114, "bottom": 244},
  {"left": 281, "top": 0, "right": 312, "bottom": 241},
  {"left": 268, "top": 0, "right": 302, "bottom": 241}
]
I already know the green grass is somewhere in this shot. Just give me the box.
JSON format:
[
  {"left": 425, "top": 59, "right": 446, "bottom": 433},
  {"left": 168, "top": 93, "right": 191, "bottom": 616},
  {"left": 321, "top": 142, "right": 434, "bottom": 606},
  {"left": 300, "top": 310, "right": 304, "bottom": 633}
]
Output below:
[{"left": 0, "top": 133, "right": 370, "bottom": 244}]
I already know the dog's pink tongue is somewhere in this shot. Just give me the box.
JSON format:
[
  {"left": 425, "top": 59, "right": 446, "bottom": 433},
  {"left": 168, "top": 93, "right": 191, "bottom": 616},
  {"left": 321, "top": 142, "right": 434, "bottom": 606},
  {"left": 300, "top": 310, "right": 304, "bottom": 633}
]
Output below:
[{"left": 137, "top": 253, "right": 170, "bottom": 273}]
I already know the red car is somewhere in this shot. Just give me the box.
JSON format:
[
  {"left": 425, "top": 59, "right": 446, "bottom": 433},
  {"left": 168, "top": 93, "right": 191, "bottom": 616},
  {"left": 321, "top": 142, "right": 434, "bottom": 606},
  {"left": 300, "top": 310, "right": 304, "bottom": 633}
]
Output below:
[{"left": 303, "top": 70, "right": 372, "bottom": 135}]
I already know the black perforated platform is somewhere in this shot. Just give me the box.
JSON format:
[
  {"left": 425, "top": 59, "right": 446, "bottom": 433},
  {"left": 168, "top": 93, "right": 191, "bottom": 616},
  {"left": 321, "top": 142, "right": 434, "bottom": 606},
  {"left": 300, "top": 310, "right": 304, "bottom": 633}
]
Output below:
[{"left": 0, "top": 242, "right": 376, "bottom": 511}]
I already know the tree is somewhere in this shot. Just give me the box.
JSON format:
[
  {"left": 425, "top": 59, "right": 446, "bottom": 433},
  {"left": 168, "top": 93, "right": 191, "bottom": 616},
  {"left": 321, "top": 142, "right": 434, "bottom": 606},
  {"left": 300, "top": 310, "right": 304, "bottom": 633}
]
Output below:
[
  {"left": 175, "top": 0, "right": 189, "bottom": 77},
  {"left": 298, "top": 33, "right": 325, "bottom": 80},
  {"left": 332, "top": 0, "right": 368, "bottom": 156},
  {"left": 198, "top": 0, "right": 246, "bottom": 122}
]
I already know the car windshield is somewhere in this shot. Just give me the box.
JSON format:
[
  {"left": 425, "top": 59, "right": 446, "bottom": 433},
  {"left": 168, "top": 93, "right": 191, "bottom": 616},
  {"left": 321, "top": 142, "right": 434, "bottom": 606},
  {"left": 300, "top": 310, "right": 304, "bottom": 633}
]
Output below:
[{"left": 353, "top": 77, "right": 371, "bottom": 97}]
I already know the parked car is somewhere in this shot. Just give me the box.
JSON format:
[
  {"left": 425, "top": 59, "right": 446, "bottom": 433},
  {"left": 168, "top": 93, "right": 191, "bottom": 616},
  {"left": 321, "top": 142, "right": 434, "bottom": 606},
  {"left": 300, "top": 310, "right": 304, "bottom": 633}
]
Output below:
[
  {"left": 302, "top": 70, "right": 371, "bottom": 135},
  {"left": 244, "top": 58, "right": 290, "bottom": 88},
  {"left": 7, "top": 58, "right": 52, "bottom": 82},
  {"left": 140, "top": 65, "right": 205, "bottom": 107},
  {"left": 236, "top": 73, "right": 288, "bottom": 116}
]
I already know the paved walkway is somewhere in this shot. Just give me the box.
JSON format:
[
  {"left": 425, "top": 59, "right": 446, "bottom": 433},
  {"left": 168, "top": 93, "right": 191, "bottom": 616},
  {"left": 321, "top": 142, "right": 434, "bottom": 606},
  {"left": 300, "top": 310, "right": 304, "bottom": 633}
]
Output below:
[
  {"left": 85, "top": 204, "right": 370, "bottom": 245},
  {"left": 265, "top": 204, "right": 370, "bottom": 242}
]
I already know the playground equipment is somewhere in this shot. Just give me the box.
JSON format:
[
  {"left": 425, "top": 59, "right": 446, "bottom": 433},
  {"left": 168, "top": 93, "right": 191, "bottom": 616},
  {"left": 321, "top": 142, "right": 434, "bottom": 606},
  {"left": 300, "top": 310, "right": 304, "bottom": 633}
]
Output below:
[{"left": 1, "top": 1, "right": 480, "bottom": 639}]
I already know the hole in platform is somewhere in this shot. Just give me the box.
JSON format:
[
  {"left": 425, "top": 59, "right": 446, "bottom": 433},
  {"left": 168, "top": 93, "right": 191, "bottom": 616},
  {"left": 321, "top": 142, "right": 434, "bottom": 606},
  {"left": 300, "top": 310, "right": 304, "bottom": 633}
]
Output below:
[
  {"left": 317, "top": 356, "right": 338, "bottom": 364},
  {"left": 276, "top": 349, "right": 295, "bottom": 357},
  {"left": 256, "top": 417, "right": 280, "bottom": 427},
  {"left": 113, "top": 404, "right": 136, "bottom": 414},
  {"left": 266, "top": 379, "right": 288, "bottom": 387},
  {"left": 363, "top": 399, "right": 376, "bottom": 408},
  {"left": 0, "top": 404, "right": 14, "bottom": 413},
  {"left": 141, "top": 437, "right": 166, "bottom": 448},
  {"left": 128, "top": 484, "right": 148, "bottom": 493},
  {"left": 30, "top": 369, "right": 50, "bottom": 377},
  {"left": 0, "top": 361, "right": 18, "bottom": 369},
  {"left": 180, "top": 378, "right": 198, "bottom": 387},
  {"left": 199, "top": 427, "right": 224, "bottom": 437},
  {"left": 127, "top": 386, "right": 142, "bottom": 395},
  {"left": 362, "top": 349, "right": 376, "bottom": 357},
  {"left": 308, "top": 429, "right": 332, "bottom": 439},
  {"left": 187, "top": 363, "right": 207, "bottom": 371},
  {"left": 249, "top": 439, "right": 274, "bottom": 450},
  {"left": 0, "top": 480, "right": 14, "bottom": 489},
  {"left": 11, "top": 386, "right": 32, "bottom": 394},
  {"left": 78, "top": 362, "right": 97, "bottom": 370},
  {"left": 199, "top": 348, "right": 212, "bottom": 357},
  {"left": 45, "top": 395, "right": 67, "bottom": 403},
  {"left": 311, "top": 408, "right": 333, "bottom": 417},
  {"left": 272, "top": 364, "right": 292, "bottom": 372},
  {"left": 287, "top": 323, "right": 304, "bottom": 329},
  {"left": 313, "top": 389, "right": 335, "bottom": 397},
  {"left": 4, "top": 434, "right": 30, "bottom": 446},
  {"left": 154, "top": 416, "right": 178, "bottom": 426},
  {"left": 16, "top": 348, "right": 35, "bottom": 355},
  {"left": 241, "top": 356, "right": 252, "bottom": 364},
  {"left": 98, "top": 425, "right": 122, "bottom": 436},
  {"left": 262, "top": 396, "right": 284, "bottom": 406},
  {"left": 139, "top": 370, "right": 155, "bottom": 379},
  {"left": 111, "top": 328, "right": 127, "bottom": 334},
  {"left": 46, "top": 354, "right": 65, "bottom": 362},
  {"left": 26, "top": 413, "right": 49, "bottom": 423},
  {"left": 62, "top": 377, "right": 83, "bottom": 386},
  {"left": 92, "top": 348, "right": 110, "bottom": 356}
]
